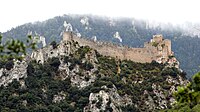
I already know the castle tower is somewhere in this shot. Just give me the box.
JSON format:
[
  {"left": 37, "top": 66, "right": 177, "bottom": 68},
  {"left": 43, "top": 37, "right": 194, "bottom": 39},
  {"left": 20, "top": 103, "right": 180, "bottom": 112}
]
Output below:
[
  {"left": 63, "top": 31, "right": 73, "bottom": 42},
  {"left": 152, "top": 35, "right": 163, "bottom": 43},
  {"left": 163, "top": 39, "right": 172, "bottom": 55}
]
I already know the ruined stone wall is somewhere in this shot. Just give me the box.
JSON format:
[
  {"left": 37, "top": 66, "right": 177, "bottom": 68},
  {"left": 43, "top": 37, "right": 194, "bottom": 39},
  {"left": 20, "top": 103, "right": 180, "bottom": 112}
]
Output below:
[
  {"left": 124, "top": 48, "right": 158, "bottom": 63},
  {"left": 62, "top": 32, "right": 172, "bottom": 63},
  {"left": 71, "top": 36, "right": 126, "bottom": 60}
]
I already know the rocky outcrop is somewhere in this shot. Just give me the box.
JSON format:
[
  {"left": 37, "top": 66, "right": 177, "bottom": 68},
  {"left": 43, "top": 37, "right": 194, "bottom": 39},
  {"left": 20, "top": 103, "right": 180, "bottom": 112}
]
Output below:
[
  {"left": 31, "top": 40, "right": 78, "bottom": 64},
  {"left": 69, "top": 64, "right": 97, "bottom": 88},
  {"left": 52, "top": 91, "right": 67, "bottom": 103},
  {"left": 0, "top": 60, "right": 27, "bottom": 86},
  {"left": 141, "top": 74, "right": 188, "bottom": 111},
  {"left": 84, "top": 85, "right": 132, "bottom": 112}
]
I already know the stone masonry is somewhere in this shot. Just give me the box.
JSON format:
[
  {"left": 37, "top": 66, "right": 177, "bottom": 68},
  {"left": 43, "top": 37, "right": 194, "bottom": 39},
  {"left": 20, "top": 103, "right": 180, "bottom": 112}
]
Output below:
[{"left": 63, "top": 31, "right": 172, "bottom": 63}]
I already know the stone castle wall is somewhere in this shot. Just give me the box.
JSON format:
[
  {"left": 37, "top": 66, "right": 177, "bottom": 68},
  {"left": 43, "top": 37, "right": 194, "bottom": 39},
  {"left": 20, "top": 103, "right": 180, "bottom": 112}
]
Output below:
[{"left": 63, "top": 32, "right": 172, "bottom": 63}]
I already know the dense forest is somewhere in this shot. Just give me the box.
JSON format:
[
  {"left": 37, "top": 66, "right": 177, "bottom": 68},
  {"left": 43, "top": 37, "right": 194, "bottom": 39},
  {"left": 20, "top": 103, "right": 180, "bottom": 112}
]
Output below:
[{"left": 2, "top": 14, "right": 200, "bottom": 78}]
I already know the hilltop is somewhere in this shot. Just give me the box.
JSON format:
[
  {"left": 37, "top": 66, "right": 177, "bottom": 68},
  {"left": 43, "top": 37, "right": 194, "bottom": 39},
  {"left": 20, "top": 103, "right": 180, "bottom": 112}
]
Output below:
[{"left": 0, "top": 32, "right": 188, "bottom": 111}]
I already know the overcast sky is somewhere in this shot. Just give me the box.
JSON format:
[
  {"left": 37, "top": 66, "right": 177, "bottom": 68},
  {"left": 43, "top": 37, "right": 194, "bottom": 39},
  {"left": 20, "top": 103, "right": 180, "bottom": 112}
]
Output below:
[{"left": 0, "top": 0, "right": 199, "bottom": 32}]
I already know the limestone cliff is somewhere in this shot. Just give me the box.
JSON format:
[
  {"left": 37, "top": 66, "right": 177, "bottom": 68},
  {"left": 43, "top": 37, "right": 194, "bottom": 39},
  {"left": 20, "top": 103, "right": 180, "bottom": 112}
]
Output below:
[{"left": 0, "top": 60, "right": 27, "bottom": 86}]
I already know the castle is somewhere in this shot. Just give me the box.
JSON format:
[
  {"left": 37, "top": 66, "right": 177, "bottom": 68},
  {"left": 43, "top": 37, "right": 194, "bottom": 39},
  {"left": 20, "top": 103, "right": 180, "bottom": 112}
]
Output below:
[
  {"left": 31, "top": 31, "right": 176, "bottom": 66},
  {"left": 63, "top": 31, "right": 173, "bottom": 63}
]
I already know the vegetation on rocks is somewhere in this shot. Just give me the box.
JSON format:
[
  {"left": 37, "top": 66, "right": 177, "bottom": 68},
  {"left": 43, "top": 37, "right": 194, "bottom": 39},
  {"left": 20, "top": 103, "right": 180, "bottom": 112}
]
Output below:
[
  {"left": 163, "top": 72, "right": 200, "bottom": 112},
  {"left": 0, "top": 40, "right": 188, "bottom": 111}
]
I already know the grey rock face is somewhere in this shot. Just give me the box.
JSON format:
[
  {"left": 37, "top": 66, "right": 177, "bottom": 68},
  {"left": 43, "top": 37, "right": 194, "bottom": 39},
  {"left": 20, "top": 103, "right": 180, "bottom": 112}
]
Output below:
[{"left": 0, "top": 60, "right": 27, "bottom": 86}]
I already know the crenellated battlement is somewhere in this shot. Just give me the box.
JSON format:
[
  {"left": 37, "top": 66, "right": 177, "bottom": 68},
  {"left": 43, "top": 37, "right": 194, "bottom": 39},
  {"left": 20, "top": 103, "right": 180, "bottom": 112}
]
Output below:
[{"left": 62, "top": 31, "right": 173, "bottom": 63}]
